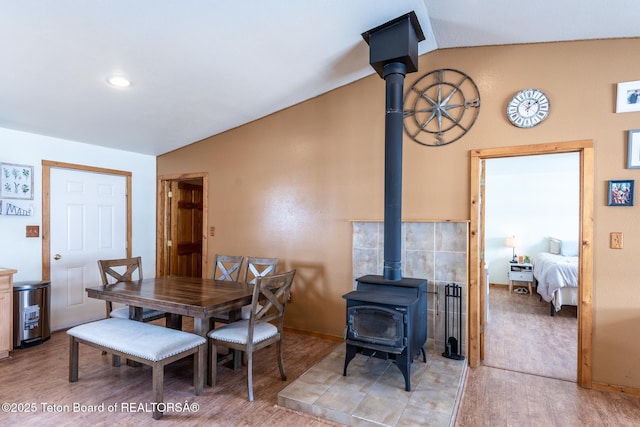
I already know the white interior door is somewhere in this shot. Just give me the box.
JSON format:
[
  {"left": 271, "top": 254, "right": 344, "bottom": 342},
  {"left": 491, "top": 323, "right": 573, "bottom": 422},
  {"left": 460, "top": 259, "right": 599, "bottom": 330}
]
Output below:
[{"left": 50, "top": 168, "right": 127, "bottom": 330}]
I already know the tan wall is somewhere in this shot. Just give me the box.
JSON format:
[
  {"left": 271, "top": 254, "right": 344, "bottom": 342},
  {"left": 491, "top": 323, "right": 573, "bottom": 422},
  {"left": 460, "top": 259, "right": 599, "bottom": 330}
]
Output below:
[{"left": 158, "top": 38, "right": 640, "bottom": 389}]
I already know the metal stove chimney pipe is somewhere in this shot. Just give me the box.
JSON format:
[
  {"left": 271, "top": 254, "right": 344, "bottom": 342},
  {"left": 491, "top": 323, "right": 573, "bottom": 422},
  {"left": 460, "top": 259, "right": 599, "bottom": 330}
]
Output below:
[
  {"left": 362, "top": 12, "right": 425, "bottom": 281},
  {"left": 382, "top": 62, "right": 406, "bottom": 280}
]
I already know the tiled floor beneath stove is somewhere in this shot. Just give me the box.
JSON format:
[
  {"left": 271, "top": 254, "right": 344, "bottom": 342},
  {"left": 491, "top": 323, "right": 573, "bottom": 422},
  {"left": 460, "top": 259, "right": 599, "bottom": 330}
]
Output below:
[{"left": 277, "top": 344, "right": 467, "bottom": 426}]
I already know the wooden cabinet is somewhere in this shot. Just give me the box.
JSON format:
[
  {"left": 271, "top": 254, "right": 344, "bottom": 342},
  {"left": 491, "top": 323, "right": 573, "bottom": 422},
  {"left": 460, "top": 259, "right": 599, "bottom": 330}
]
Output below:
[{"left": 0, "top": 268, "right": 17, "bottom": 359}]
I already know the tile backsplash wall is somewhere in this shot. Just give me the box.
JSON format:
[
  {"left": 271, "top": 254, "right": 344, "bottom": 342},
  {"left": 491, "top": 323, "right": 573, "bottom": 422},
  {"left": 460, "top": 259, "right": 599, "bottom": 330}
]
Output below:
[{"left": 352, "top": 221, "right": 468, "bottom": 354}]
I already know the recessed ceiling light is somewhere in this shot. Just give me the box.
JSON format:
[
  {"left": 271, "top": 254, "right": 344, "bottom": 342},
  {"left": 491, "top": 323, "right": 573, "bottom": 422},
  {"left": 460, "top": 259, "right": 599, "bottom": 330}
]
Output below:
[{"left": 106, "top": 75, "right": 131, "bottom": 88}]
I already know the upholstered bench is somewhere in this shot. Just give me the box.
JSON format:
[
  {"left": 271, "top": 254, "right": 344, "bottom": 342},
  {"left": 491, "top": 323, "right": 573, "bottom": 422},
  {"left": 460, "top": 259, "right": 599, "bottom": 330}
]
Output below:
[{"left": 67, "top": 317, "right": 206, "bottom": 420}]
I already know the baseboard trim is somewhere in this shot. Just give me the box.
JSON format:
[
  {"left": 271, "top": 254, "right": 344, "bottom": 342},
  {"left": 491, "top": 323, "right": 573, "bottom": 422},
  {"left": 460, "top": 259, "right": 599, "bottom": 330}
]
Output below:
[
  {"left": 592, "top": 381, "right": 640, "bottom": 397},
  {"left": 488, "top": 283, "right": 508, "bottom": 288},
  {"left": 283, "top": 326, "right": 343, "bottom": 342}
]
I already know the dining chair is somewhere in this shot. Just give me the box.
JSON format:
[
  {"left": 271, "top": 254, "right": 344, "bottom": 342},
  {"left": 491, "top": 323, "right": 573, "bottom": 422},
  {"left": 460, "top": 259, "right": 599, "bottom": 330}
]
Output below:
[
  {"left": 207, "top": 269, "right": 296, "bottom": 401},
  {"left": 244, "top": 257, "right": 278, "bottom": 285},
  {"left": 211, "top": 254, "right": 245, "bottom": 324},
  {"left": 237, "top": 256, "right": 278, "bottom": 320},
  {"left": 97, "top": 257, "right": 166, "bottom": 322},
  {"left": 212, "top": 254, "right": 244, "bottom": 282}
]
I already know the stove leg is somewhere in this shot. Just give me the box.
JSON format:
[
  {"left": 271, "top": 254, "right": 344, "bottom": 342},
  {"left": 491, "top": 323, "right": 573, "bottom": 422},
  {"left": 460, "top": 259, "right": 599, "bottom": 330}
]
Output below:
[
  {"left": 343, "top": 344, "right": 357, "bottom": 376},
  {"left": 397, "top": 350, "right": 411, "bottom": 391}
]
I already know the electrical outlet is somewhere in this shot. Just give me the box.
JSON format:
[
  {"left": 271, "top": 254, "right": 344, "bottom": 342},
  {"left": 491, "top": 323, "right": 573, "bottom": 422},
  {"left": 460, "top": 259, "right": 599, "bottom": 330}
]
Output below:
[
  {"left": 210, "top": 226, "right": 215, "bottom": 237},
  {"left": 610, "top": 232, "right": 623, "bottom": 249},
  {"left": 26, "top": 225, "right": 39, "bottom": 238}
]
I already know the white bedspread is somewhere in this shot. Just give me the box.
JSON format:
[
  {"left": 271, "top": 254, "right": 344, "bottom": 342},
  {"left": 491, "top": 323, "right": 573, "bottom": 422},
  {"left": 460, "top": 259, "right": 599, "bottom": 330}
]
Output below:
[{"left": 533, "top": 252, "right": 578, "bottom": 302}]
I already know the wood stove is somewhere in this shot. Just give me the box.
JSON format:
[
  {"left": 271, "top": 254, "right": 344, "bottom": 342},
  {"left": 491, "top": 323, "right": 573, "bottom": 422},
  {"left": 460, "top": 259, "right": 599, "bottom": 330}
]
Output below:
[
  {"left": 342, "top": 13, "right": 427, "bottom": 392},
  {"left": 343, "top": 275, "right": 427, "bottom": 391}
]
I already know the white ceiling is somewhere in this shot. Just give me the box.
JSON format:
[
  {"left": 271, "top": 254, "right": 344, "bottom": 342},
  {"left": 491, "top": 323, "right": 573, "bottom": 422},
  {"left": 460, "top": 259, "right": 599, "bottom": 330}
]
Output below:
[{"left": 1, "top": 1, "right": 639, "bottom": 156}]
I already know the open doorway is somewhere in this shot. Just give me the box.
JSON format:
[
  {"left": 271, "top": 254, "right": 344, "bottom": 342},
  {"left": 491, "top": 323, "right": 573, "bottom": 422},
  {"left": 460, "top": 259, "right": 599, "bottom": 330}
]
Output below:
[
  {"left": 156, "top": 173, "right": 208, "bottom": 278},
  {"left": 482, "top": 153, "right": 579, "bottom": 381},
  {"left": 468, "top": 140, "right": 594, "bottom": 389}
]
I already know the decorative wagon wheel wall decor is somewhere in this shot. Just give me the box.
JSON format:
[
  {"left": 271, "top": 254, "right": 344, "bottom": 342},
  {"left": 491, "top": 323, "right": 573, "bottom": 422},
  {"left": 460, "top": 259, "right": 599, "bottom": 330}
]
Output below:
[{"left": 403, "top": 68, "right": 481, "bottom": 146}]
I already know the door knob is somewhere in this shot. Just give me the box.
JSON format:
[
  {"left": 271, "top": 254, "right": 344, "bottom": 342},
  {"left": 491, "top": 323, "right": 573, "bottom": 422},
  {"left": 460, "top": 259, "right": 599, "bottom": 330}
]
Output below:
[{"left": 54, "top": 254, "right": 62, "bottom": 260}]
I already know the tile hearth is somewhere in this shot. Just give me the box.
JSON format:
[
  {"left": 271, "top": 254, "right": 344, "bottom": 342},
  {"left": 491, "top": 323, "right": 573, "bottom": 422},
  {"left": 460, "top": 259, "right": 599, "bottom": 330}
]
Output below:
[{"left": 278, "top": 344, "right": 466, "bottom": 426}]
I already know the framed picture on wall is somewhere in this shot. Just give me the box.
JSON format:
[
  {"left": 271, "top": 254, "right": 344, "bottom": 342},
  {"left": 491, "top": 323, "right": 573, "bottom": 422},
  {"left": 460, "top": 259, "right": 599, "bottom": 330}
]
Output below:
[
  {"left": 628, "top": 129, "right": 640, "bottom": 168},
  {"left": 616, "top": 80, "right": 640, "bottom": 113},
  {"left": 0, "top": 163, "right": 34, "bottom": 200},
  {"left": 608, "top": 180, "right": 634, "bottom": 206}
]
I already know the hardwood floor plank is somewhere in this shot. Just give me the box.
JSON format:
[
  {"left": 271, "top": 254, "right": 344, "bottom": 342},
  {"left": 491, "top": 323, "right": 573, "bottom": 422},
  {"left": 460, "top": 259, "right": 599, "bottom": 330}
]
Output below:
[
  {"left": 0, "top": 320, "right": 341, "bottom": 426},
  {"left": 5, "top": 299, "right": 640, "bottom": 426},
  {"left": 483, "top": 284, "right": 577, "bottom": 381},
  {"left": 457, "top": 365, "right": 640, "bottom": 426},
  {"left": 455, "top": 285, "right": 640, "bottom": 426}
]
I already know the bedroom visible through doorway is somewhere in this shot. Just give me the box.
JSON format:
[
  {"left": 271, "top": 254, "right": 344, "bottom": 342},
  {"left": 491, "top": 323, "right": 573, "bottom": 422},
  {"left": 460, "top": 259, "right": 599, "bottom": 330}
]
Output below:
[
  {"left": 482, "top": 153, "right": 579, "bottom": 381},
  {"left": 468, "top": 140, "right": 594, "bottom": 389}
]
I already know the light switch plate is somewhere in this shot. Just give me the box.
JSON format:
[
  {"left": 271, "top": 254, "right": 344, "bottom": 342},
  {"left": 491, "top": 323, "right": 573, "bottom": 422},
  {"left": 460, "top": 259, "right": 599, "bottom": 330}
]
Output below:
[
  {"left": 26, "top": 225, "right": 39, "bottom": 238},
  {"left": 610, "top": 232, "right": 623, "bottom": 249}
]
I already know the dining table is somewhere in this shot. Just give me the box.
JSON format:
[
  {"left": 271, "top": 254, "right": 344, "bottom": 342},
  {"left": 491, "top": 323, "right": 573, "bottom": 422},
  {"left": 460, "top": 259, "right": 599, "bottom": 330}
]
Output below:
[{"left": 86, "top": 275, "right": 254, "bottom": 384}]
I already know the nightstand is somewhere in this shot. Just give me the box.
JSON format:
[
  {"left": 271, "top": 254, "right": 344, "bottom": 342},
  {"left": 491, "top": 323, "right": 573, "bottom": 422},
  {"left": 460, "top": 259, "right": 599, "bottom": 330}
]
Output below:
[{"left": 508, "top": 262, "right": 533, "bottom": 295}]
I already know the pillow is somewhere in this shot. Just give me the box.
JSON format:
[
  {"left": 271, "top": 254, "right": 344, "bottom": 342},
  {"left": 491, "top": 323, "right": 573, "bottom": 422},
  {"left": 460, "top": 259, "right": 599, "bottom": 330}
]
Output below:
[
  {"left": 549, "top": 237, "right": 561, "bottom": 255},
  {"left": 561, "top": 240, "right": 579, "bottom": 257}
]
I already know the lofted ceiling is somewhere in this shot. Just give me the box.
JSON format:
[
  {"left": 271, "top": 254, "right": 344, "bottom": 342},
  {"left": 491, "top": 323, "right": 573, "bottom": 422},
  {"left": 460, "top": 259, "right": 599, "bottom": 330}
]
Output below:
[{"left": 1, "top": 1, "right": 639, "bottom": 156}]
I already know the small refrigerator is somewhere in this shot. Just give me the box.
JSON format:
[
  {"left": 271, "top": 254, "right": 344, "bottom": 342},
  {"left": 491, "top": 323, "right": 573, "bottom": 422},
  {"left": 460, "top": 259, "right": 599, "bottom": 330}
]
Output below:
[{"left": 13, "top": 280, "right": 51, "bottom": 348}]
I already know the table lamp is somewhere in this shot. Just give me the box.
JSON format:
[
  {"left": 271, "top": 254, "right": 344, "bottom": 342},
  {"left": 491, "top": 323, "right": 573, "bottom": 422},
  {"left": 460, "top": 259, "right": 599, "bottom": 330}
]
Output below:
[{"left": 506, "top": 235, "right": 519, "bottom": 263}]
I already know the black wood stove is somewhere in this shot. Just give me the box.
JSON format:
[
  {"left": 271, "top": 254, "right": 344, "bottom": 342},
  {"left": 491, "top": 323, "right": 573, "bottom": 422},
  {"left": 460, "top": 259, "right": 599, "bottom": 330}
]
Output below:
[
  {"left": 342, "top": 12, "right": 427, "bottom": 392},
  {"left": 343, "top": 275, "right": 427, "bottom": 391}
]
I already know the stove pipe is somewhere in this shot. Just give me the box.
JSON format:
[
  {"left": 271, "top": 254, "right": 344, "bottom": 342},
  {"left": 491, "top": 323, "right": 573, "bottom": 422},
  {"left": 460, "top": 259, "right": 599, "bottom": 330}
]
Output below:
[
  {"left": 382, "top": 62, "right": 405, "bottom": 280},
  {"left": 362, "top": 12, "right": 425, "bottom": 281}
]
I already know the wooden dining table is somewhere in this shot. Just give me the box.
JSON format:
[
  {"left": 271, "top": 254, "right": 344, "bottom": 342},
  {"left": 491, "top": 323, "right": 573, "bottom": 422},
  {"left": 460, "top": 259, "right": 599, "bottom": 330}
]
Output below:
[{"left": 86, "top": 275, "right": 254, "bottom": 383}]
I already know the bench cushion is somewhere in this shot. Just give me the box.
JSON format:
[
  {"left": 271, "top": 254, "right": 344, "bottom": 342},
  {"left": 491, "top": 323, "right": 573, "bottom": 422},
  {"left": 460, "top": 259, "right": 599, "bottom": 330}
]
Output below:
[{"left": 67, "top": 318, "right": 205, "bottom": 362}]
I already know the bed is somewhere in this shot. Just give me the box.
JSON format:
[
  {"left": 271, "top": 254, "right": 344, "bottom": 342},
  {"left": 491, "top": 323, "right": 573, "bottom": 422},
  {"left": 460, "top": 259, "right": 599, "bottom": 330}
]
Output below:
[{"left": 533, "top": 238, "right": 579, "bottom": 316}]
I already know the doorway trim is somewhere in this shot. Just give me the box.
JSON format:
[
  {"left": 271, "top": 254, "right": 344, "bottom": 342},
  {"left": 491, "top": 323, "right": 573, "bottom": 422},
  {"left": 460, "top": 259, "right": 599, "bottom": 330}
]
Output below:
[
  {"left": 156, "top": 172, "right": 208, "bottom": 278},
  {"left": 41, "top": 160, "right": 132, "bottom": 281},
  {"left": 468, "top": 140, "right": 593, "bottom": 389}
]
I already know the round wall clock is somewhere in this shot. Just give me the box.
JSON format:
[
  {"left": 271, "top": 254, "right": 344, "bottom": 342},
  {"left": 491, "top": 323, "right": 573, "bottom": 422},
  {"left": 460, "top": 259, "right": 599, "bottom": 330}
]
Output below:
[
  {"left": 507, "top": 88, "right": 550, "bottom": 128},
  {"left": 403, "top": 68, "right": 481, "bottom": 147}
]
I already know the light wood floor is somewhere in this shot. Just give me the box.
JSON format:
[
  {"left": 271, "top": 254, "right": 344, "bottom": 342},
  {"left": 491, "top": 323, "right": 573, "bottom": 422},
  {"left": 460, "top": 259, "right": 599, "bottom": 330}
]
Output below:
[
  {"left": 455, "top": 285, "right": 640, "bottom": 426},
  {"left": 0, "top": 318, "right": 342, "bottom": 426},
  {"left": 3, "top": 301, "right": 640, "bottom": 426},
  {"left": 483, "top": 284, "right": 577, "bottom": 381}
]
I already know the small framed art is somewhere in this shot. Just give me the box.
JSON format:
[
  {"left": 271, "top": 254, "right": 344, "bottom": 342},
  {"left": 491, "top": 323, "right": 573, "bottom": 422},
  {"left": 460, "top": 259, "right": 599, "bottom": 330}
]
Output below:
[
  {"left": 1, "top": 163, "right": 34, "bottom": 200},
  {"left": 629, "top": 129, "right": 640, "bottom": 168},
  {"left": 608, "top": 180, "right": 634, "bottom": 207},
  {"left": 616, "top": 80, "right": 640, "bottom": 113}
]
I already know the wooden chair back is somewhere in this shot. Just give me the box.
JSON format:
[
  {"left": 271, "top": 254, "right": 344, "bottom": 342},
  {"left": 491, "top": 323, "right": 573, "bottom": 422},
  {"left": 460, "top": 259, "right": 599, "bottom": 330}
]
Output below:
[
  {"left": 244, "top": 257, "right": 278, "bottom": 284},
  {"left": 97, "top": 257, "right": 143, "bottom": 318},
  {"left": 212, "top": 254, "right": 244, "bottom": 282},
  {"left": 248, "top": 269, "right": 295, "bottom": 329},
  {"left": 98, "top": 257, "right": 143, "bottom": 284}
]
